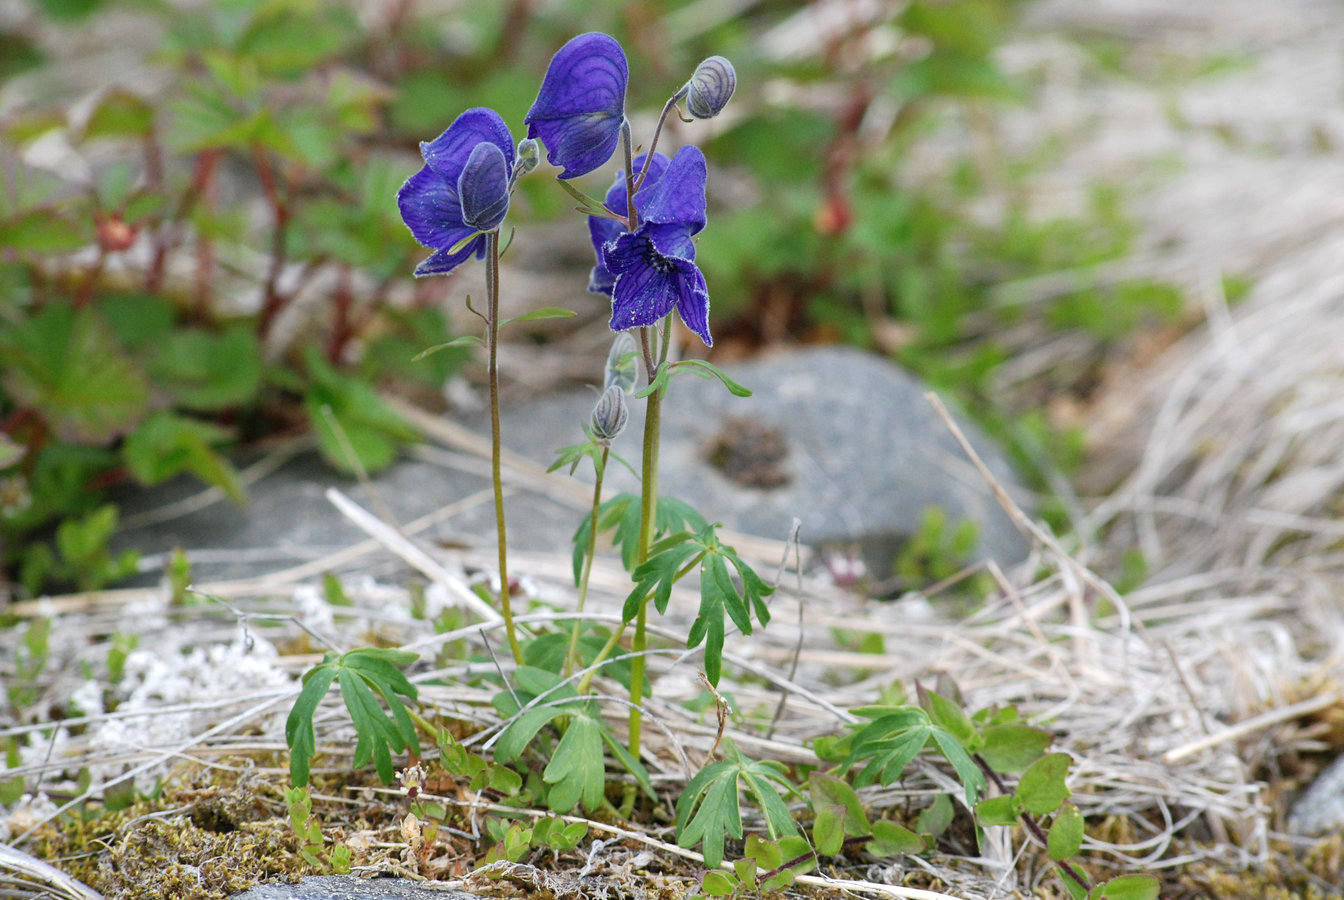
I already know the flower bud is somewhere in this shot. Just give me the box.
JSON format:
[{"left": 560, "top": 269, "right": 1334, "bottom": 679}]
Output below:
[
  {"left": 516, "top": 137, "right": 540, "bottom": 176},
  {"left": 457, "top": 141, "right": 510, "bottom": 232},
  {"left": 590, "top": 383, "right": 629, "bottom": 442},
  {"left": 684, "top": 56, "right": 736, "bottom": 120},
  {"left": 603, "top": 332, "right": 639, "bottom": 393}
]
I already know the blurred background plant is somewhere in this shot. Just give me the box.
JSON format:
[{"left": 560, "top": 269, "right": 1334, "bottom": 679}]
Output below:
[{"left": 0, "top": 0, "right": 1188, "bottom": 595}]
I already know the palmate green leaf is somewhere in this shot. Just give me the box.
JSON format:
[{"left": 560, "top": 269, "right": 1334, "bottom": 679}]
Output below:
[
  {"left": 149, "top": 325, "right": 263, "bottom": 411},
  {"left": 122, "top": 411, "right": 245, "bottom": 504},
  {"left": 542, "top": 704, "right": 605, "bottom": 812},
  {"left": 929, "top": 725, "right": 986, "bottom": 807},
  {"left": 492, "top": 666, "right": 579, "bottom": 763},
  {"left": 284, "top": 647, "right": 419, "bottom": 787},
  {"left": 920, "top": 686, "right": 976, "bottom": 746},
  {"left": 850, "top": 723, "right": 929, "bottom": 788},
  {"left": 285, "top": 663, "right": 338, "bottom": 786},
  {"left": 0, "top": 304, "right": 150, "bottom": 443},
  {"left": 676, "top": 740, "right": 798, "bottom": 868},
  {"left": 624, "top": 539, "right": 700, "bottom": 622},
  {"left": 303, "top": 347, "right": 419, "bottom": 474},
  {"left": 677, "top": 762, "right": 741, "bottom": 869},
  {"left": 685, "top": 531, "right": 775, "bottom": 687}
]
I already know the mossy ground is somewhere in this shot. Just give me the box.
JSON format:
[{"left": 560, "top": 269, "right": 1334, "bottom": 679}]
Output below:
[{"left": 23, "top": 749, "right": 1344, "bottom": 899}]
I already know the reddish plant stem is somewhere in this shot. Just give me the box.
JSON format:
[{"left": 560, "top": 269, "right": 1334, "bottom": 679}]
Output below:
[{"left": 252, "top": 146, "right": 290, "bottom": 341}]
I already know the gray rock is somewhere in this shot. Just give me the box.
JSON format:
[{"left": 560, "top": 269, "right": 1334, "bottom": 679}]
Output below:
[
  {"left": 111, "top": 347, "right": 1029, "bottom": 587},
  {"left": 499, "top": 345, "right": 1030, "bottom": 581},
  {"left": 1288, "top": 753, "right": 1344, "bottom": 837},
  {"left": 230, "top": 875, "right": 478, "bottom": 898}
]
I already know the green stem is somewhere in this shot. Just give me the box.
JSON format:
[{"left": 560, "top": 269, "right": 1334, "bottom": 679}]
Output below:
[
  {"left": 566, "top": 445, "right": 609, "bottom": 678},
  {"left": 486, "top": 230, "right": 523, "bottom": 666},
  {"left": 627, "top": 349, "right": 662, "bottom": 757}
]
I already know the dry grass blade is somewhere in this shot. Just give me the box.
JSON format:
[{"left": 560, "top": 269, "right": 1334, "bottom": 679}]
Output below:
[{"left": 0, "top": 844, "right": 103, "bottom": 900}]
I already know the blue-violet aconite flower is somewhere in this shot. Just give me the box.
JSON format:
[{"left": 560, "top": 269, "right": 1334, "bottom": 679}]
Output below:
[
  {"left": 599, "top": 145, "right": 713, "bottom": 346},
  {"left": 524, "top": 32, "right": 629, "bottom": 180},
  {"left": 398, "top": 108, "right": 514, "bottom": 277}
]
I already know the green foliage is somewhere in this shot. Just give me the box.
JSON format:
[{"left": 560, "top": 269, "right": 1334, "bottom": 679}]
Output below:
[
  {"left": 623, "top": 522, "right": 774, "bottom": 686},
  {"left": 479, "top": 816, "right": 589, "bottom": 867},
  {"left": 19, "top": 504, "right": 140, "bottom": 595},
  {"left": 285, "top": 785, "right": 353, "bottom": 874},
  {"left": 285, "top": 647, "right": 421, "bottom": 787},
  {"left": 7, "top": 617, "right": 52, "bottom": 711},
  {"left": 303, "top": 348, "right": 421, "bottom": 474},
  {"left": 491, "top": 666, "right": 653, "bottom": 813},
  {"left": 572, "top": 493, "right": 708, "bottom": 582},
  {"left": 895, "top": 506, "right": 983, "bottom": 589},
  {"left": 695, "top": 833, "right": 813, "bottom": 898},
  {"left": 0, "top": 0, "right": 469, "bottom": 594},
  {"left": 675, "top": 739, "right": 798, "bottom": 868}
]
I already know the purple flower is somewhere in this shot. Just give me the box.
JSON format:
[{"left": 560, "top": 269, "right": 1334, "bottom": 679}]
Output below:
[
  {"left": 592, "top": 145, "right": 713, "bottom": 347},
  {"left": 586, "top": 151, "right": 671, "bottom": 294},
  {"left": 525, "top": 33, "right": 629, "bottom": 180},
  {"left": 397, "top": 108, "right": 514, "bottom": 277}
]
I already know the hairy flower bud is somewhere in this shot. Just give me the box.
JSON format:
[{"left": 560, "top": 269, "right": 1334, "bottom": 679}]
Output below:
[
  {"left": 684, "top": 56, "right": 736, "bottom": 120},
  {"left": 516, "top": 137, "right": 540, "bottom": 176},
  {"left": 590, "top": 383, "right": 629, "bottom": 442},
  {"left": 604, "top": 332, "right": 639, "bottom": 392}
]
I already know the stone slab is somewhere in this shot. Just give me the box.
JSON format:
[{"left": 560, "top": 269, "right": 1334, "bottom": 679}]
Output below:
[{"left": 111, "top": 347, "right": 1030, "bottom": 587}]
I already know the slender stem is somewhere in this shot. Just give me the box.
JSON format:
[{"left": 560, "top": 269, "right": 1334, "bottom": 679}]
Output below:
[
  {"left": 566, "top": 444, "right": 609, "bottom": 678},
  {"left": 486, "top": 230, "right": 523, "bottom": 665},
  {"left": 635, "top": 88, "right": 690, "bottom": 190},
  {"left": 627, "top": 347, "right": 662, "bottom": 758},
  {"left": 975, "top": 753, "right": 1093, "bottom": 893}
]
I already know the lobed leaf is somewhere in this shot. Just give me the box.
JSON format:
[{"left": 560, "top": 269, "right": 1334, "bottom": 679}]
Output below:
[
  {"left": 542, "top": 705, "right": 606, "bottom": 812},
  {"left": 285, "top": 663, "right": 337, "bottom": 786}
]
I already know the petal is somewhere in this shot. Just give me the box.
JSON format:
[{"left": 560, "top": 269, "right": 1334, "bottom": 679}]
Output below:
[
  {"left": 397, "top": 164, "right": 466, "bottom": 250},
  {"left": 638, "top": 145, "right": 706, "bottom": 234},
  {"left": 421, "top": 108, "right": 514, "bottom": 186},
  {"left": 526, "top": 113, "right": 623, "bottom": 181},
  {"left": 602, "top": 151, "right": 670, "bottom": 219},
  {"left": 458, "top": 142, "right": 510, "bottom": 232},
  {"left": 673, "top": 269, "right": 712, "bottom": 347},
  {"left": 605, "top": 231, "right": 709, "bottom": 343},
  {"left": 586, "top": 151, "right": 674, "bottom": 292},
  {"left": 525, "top": 33, "right": 629, "bottom": 179},
  {"left": 413, "top": 236, "right": 487, "bottom": 277},
  {"left": 605, "top": 232, "right": 680, "bottom": 329},
  {"left": 646, "top": 221, "right": 696, "bottom": 262}
]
